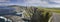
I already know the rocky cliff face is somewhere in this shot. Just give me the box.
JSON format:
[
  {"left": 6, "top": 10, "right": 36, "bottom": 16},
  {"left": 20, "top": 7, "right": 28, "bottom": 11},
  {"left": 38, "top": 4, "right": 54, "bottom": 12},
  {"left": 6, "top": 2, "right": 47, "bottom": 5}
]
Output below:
[{"left": 4, "top": 15, "right": 25, "bottom": 22}]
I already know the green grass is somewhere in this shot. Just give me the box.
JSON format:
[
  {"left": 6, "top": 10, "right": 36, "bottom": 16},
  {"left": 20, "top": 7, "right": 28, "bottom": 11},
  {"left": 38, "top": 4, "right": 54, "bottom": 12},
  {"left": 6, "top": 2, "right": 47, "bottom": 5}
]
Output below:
[{"left": 44, "top": 8, "right": 60, "bottom": 13}]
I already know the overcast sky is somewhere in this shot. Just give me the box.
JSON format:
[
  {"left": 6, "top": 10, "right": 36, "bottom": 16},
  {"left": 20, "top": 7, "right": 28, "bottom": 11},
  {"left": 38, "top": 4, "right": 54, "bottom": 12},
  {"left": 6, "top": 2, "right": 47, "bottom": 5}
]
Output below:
[{"left": 0, "top": 0, "right": 60, "bottom": 7}]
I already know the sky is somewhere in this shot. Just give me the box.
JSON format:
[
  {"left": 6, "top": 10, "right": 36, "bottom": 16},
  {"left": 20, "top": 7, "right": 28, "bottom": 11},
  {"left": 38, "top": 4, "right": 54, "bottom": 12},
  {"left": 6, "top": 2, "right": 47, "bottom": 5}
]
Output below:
[{"left": 0, "top": 0, "right": 60, "bottom": 7}]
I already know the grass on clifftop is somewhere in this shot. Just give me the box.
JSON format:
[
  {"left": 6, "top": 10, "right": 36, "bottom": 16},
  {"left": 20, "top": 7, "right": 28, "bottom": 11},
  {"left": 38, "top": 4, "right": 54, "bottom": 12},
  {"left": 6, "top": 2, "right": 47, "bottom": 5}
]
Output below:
[{"left": 44, "top": 8, "right": 60, "bottom": 13}]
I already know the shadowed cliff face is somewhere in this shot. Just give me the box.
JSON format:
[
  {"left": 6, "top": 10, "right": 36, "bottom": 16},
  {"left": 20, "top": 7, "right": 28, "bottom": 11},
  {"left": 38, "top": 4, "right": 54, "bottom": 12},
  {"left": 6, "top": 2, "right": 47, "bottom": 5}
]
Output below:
[{"left": 27, "top": 7, "right": 52, "bottom": 22}]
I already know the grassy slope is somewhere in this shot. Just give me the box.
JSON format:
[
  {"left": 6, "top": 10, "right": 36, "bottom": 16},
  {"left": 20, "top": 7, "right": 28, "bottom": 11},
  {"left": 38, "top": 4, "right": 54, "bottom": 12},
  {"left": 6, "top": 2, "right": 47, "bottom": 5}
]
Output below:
[{"left": 44, "top": 8, "right": 60, "bottom": 13}]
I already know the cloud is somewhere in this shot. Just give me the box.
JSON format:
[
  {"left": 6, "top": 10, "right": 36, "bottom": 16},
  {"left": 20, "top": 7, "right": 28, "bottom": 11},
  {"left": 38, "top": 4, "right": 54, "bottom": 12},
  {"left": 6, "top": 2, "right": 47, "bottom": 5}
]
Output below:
[
  {"left": 25, "top": 0, "right": 48, "bottom": 6},
  {"left": 0, "top": 0, "right": 60, "bottom": 7},
  {"left": 49, "top": 0, "right": 60, "bottom": 3},
  {"left": 0, "top": 0, "right": 10, "bottom": 2},
  {"left": 0, "top": 0, "right": 26, "bottom": 6},
  {"left": 25, "top": 0, "right": 60, "bottom": 7}
]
